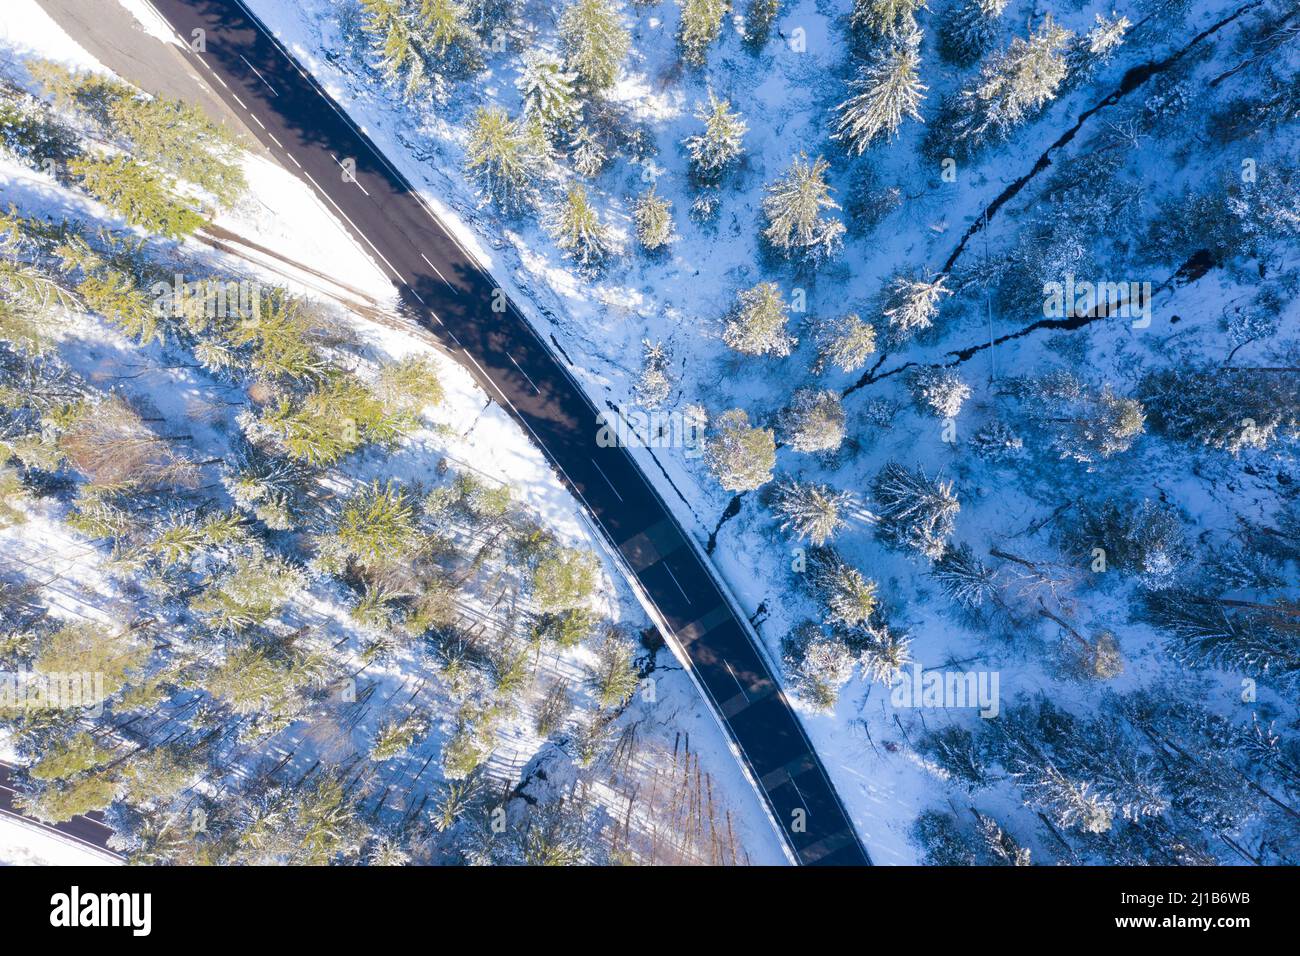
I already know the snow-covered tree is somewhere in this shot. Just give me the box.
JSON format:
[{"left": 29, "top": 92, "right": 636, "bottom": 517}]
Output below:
[
  {"left": 1065, "top": 13, "right": 1130, "bottom": 86},
  {"left": 723, "top": 282, "right": 796, "bottom": 357},
  {"left": 880, "top": 269, "right": 949, "bottom": 343},
  {"left": 872, "top": 461, "right": 959, "bottom": 561},
  {"left": 770, "top": 478, "right": 858, "bottom": 545},
  {"left": 833, "top": 28, "right": 927, "bottom": 153},
  {"left": 777, "top": 388, "right": 846, "bottom": 453},
  {"left": 358, "top": 0, "right": 430, "bottom": 99},
  {"left": 946, "top": 16, "right": 1073, "bottom": 152},
  {"left": 516, "top": 52, "right": 582, "bottom": 134},
  {"left": 683, "top": 92, "right": 747, "bottom": 181},
  {"left": 850, "top": 0, "right": 926, "bottom": 38},
  {"left": 938, "top": 0, "right": 1006, "bottom": 66},
  {"left": 1075, "top": 498, "right": 1192, "bottom": 590},
  {"left": 704, "top": 408, "right": 775, "bottom": 491},
  {"left": 560, "top": 0, "right": 631, "bottom": 92},
  {"left": 464, "top": 106, "right": 546, "bottom": 212},
  {"left": 677, "top": 0, "right": 730, "bottom": 67},
  {"left": 1139, "top": 365, "right": 1300, "bottom": 455},
  {"left": 633, "top": 339, "right": 674, "bottom": 406},
  {"left": 590, "top": 629, "right": 640, "bottom": 708},
  {"left": 762, "top": 153, "right": 845, "bottom": 264},
  {"left": 857, "top": 621, "right": 912, "bottom": 684},
  {"left": 742, "top": 0, "right": 781, "bottom": 47},
  {"left": 806, "top": 546, "right": 878, "bottom": 627},
  {"left": 782, "top": 621, "right": 854, "bottom": 711},
  {"left": 551, "top": 184, "right": 611, "bottom": 268},
  {"left": 632, "top": 186, "right": 675, "bottom": 250},
  {"left": 969, "top": 418, "right": 1024, "bottom": 461},
  {"left": 813, "top": 311, "right": 877, "bottom": 374},
  {"left": 1013, "top": 372, "right": 1145, "bottom": 463},
  {"left": 569, "top": 124, "right": 607, "bottom": 177},
  {"left": 930, "top": 542, "right": 998, "bottom": 610},
  {"left": 908, "top": 366, "right": 971, "bottom": 418}
]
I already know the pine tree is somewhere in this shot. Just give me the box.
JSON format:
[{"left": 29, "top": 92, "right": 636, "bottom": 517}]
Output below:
[
  {"left": 880, "top": 269, "right": 949, "bottom": 343},
  {"left": 1016, "top": 373, "right": 1145, "bottom": 463},
  {"left": 723, "top": 282, "right": 796, "bottom": 357},
  {"left": 1065, "top": 13, "right": 1130, "bottom": 86},
  {"left": 1138, "top": 365, "right": 1300, "bottom": 455},
  {"left": 552, "top": 184, "right": 611, "bottom": 267},
  {"left": 634, "top": 339, "right": 674, "bottom": 406},
  {"left": 872, "top": 460, "right": 959, "bottom": 561},
  {"left": 1023, "top": 763, "right": 1114, "bottom": 834},
  {"left": 418, "top": 0, "right": 478, "bottom": 58},
  {"left": 359, "top": 0, "right": 432, "bottom": 100},
  {"left": 569, "top": 124, "right": 607, "bottom": 177},
  {"left": 633, "top": 186, "right": 675, "bottom": 251},
  {"left": 329, "top": 480, "right": 421, "bottom": 569},
  {"left": 704, "top": 408, "right": 775, "bottom": 491},
  {"left": 850, "top": 0, "right": 926, "bottom": 37},
  {"left": 560, "top": 0, "right": 631, "bottom": 92},
  {"left": 938, "top": 0, "right": 1006, "bottom": 66},
  {"left": 908, "top": 365, "right": 971, "bottom": 418},
  {"left": 517, "top": 52, "right": 582, "bottom": 134},
  {"left": 69, "top": 156, "right": 205, "bottom": 239},
  {"left": 974, "top": 812, "right": 1031, "bottom": 865},
  {"left": 742, "top": 0, "right": 781, "bottom": 48},
  {"left": 191, "top": 548, "right": 305, "bottom": 632},
  {"left": 805, "top": 546, "right": 879, "bottom": 627},
  {"left": 682, "top": 92, "right": 747, "bottom": 182},
  {"left": 371, "top": 713, "right": 428, "bottom": 761},
  {"left": 590, "top": 629, "right": 640, "bottom": 708},
  {"left": 778, "top": 387, "right": 846, "bottom": 453},
  {"left": 762, "top": 153, "right": 845, "bottom": 263},
  {"left": 35, "top": 620, "right": 149, "bottom": 701},
  {"left": 857, "top": 621, "right": 912, "bottom": 684},
  {"left": 532, "top": 544, "right": 599, "bottom": 611},
  {"left": 678, "top": 0, "right": 730, "bottom": 67},
  {"left": 929, "top": 541, "right": 998, "bottom": 610},
  {"left": 782, "top": 621, "right": 854, "bottom": 710},
  {"left": 833, "top": 28, "right": 927, "bottom": 153},
  {"left": 948, "top": 16, "right": 1073, "bottom": 151},
  {"left": 464, "top": 106, "right": 546, "bottom": 212},
  {"left": 813, "top": 311, "right": 877, "bottom": 374},
  {"left": 770, "top": 478, "right": 858, "bottom": 545}
]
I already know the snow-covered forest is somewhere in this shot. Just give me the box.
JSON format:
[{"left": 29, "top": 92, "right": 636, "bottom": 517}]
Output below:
[{"left": 3, "top": 0, "right": 1299, "bottom": 865}]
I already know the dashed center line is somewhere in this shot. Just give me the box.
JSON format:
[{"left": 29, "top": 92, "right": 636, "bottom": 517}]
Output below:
[
  {"left": 660, "top": 561, "right": 692, "bottom": 605},
  {"left": 508, "top": 354, "right": 541, "bottom": 395},
  {"left": 590, "top": 457, "right": 623, "bottom": 502},
  {"left": 238, "top": 53, "right": 280, "bottom": 96},
  {"left": 419, "top": 252, "right": 457, "bottom": 292}
]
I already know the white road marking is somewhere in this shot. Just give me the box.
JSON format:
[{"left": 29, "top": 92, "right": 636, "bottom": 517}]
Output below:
[
  {"left": 724, "top": 660, "right": 749, "bottom": 700},
  {"left": 231, "top": 92, "right": 248, "bottom": 111},
  {"left": 330, "top": 154, "right": 371, "bottom": 196},
  {"left": 419, "top": 252, "right": 456, "bottom": 292},
  {"left": 238, "top": 53, "right": 279, "bottom": 96},
  {"left": 300, "top": 168, "right": 407, "bottom": 284},
  {"left": 508, "top": 353, "right": 541, "bottom": 395},
  {"left": 660, "top": 560, "right": 693, "bottom": 605},
  {"left": 590, "top": 457, "right": 623, "bottom": 501}
]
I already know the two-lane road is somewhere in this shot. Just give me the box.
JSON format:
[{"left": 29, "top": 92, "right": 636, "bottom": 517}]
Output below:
[{"left": 145, "top": 0, "right": 870, "bottom": 865}]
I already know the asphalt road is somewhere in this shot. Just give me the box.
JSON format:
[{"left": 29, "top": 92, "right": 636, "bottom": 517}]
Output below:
[
  {"left": 143, "top": 0, "right": 871, "bottom": 865},
  {"left": 0, "top": 761, "right": 120, "bottom": 859}
]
